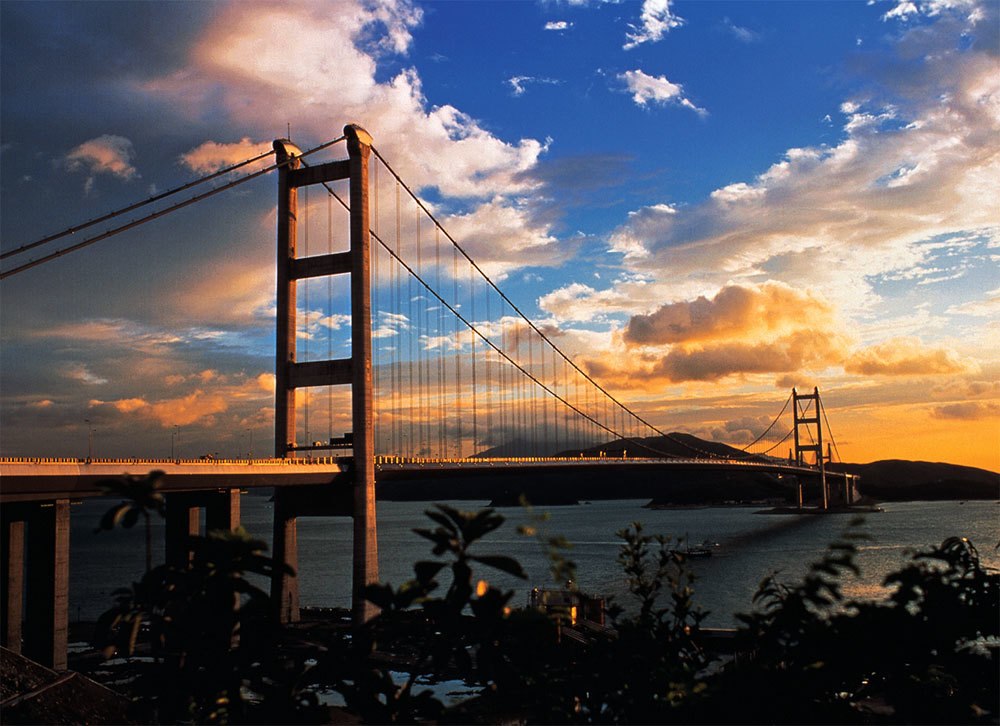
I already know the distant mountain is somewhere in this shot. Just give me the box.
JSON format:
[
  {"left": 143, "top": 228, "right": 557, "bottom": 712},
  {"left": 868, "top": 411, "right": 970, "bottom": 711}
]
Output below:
[
  {"left": 571, "top": 433, "right": 750, "bottom": 460},
  {"left": 829, "top": 460, "right": 999, "bottom": 501},
  {"left": 477, "top": 433, "right": 999, "bottom": 503}
]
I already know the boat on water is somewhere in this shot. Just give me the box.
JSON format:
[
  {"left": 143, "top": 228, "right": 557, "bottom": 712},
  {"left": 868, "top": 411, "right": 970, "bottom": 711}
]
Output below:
[{"left": 672, "top": 538, "right": 719, "bottom": 558}]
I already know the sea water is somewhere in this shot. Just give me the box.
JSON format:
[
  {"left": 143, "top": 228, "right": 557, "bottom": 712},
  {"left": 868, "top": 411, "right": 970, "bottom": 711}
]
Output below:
[{"left": 69, "top": 496, "right": 999, "bottom": 627}]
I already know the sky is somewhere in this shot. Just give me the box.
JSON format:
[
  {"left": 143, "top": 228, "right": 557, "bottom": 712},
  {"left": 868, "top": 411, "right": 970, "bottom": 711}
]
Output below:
[{"left": 1, "top": 0, "right": 997, "bottom": 471}]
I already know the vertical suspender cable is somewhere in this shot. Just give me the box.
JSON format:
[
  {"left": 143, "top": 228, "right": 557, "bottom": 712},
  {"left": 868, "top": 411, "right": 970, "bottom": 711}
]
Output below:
[
  {"left": 372, "top": 163, "right": 381, "bottom": 454},
  {"left": 453, "top": 244, "right": 462, "bottom": 458},
  {"left": 435, "top": 226, "right": 445, "bottom": 458},
  {"left": 469, "top": 262, "right": 478, "bottom": 456},
  {"left": 485, "top": 287, "right": 492, "bottom": 452},
  {"left": 327, "top": 192, "right": 333, "bottom": 445},
  {"left": 302, "top": 185, "right": 310, "bottom": 450}
]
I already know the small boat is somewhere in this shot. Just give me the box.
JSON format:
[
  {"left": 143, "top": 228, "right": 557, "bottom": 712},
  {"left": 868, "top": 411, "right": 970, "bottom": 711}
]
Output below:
[
  {"left": 671, "top": 535, "right": 716, "bottom": 558},
  {"left": 676, "top": 544, "right": 713, "bottom": 558}
]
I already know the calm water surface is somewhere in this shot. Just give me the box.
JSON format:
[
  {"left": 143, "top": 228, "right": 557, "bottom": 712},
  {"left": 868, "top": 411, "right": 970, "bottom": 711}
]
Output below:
[{"left": 70, "top": 496, "right": 999, "bottom": 627}]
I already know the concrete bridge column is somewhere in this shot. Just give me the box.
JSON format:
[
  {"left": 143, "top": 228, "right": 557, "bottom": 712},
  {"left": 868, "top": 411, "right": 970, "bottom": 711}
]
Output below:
[
  {"left": 1, "top": 515, "right": 25, "bottom": 654},
  {"left": 22, "top": 500, "right": 70, "bottom": 670},
  {"left": 270, "top": 489, "right": 299, "bottom": 623},
  {"left": 205, "top": 488, "right": 241, "bottom": 532},
  {"left": 166, "top": 489, "right": 242, "bottom": 566},
  {"left": 165, "top": 494, "right": 200, "bottom": 567}
]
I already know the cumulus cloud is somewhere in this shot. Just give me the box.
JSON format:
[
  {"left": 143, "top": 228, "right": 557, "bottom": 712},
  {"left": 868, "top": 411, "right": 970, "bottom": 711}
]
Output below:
[
  {"left": 618, "top": 70, "right": 705, "bottom": 114},
  {"left": 64, "top": 134, "right": 138, "bottom": 193},
  {"left": 99, "top": 390, "right": 229, "bottom": 426},
  {"left": 539, "top": 283, "right": 632, "bottom": 323},
  {"left": 881, "top": 0, "right": 983, "bottom": 22},
  {"left": 653, "top": 330, "right": 846, "bottom": 382},
  {"left": 143, "top": 1, "right": 546, "bottom": 200},
  {"left": 718, "top": 415, "right": 773, "bottom": 443},
  {"left": 440, "top": 197, "right": 575, "bottom": 278},
  {"left": 624, "top": 282, "right": 836, "bottom": 346},
  {"left": 544, "top": 20, "right": 572, "bottom": 31},
  {"left": 179, "top": 137, "right": 274, "bottom": 173},
  {"left": 623, "top": 0, "right": 684, "bottom": 50},
  {"left": 581, "top": 327, "right": 848, "bottom": 385},
  {"left": 567, "top": 282, "right": 851, "bottom": 385},
  {"left": 844, "top": 337, "right": 978, "bottom": 375}
]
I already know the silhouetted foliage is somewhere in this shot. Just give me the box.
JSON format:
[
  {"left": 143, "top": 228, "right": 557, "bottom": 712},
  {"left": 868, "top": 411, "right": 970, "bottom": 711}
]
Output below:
[
  {"left": 94, "top": 490, "right": 998, "bottom": 724},
  {"left": 92, "top": 525, "right": 322, "bottom": 723},
  {"left": 94, "top": 470, "right": 167, "bottom": 572}
]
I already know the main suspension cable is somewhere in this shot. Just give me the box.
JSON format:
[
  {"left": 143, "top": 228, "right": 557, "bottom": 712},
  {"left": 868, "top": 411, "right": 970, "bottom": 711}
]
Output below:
[
  {"left": 740, "top": 392, "right": 793, "bottom": 451},
  {"left": 1, "top": 147, "right": 276, "bottom": 262},
  {"left": 1, "top": 136, "right": 345, "bottom": 281}
]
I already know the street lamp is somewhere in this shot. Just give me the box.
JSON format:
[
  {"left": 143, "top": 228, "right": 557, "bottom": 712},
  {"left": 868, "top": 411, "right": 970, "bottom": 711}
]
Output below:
[
  {"left": 247, "top": 428, "right": 253, "bottom": 459},
  {"left": 171, "top": 425, "right": 180, "bottom": 461},
  {"left": 84, "top": 418, "right": 94, "bottom": 462}
]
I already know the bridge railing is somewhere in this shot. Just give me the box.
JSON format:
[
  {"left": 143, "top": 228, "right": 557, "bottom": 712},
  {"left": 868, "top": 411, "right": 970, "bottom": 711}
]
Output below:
[{"left": 0, "top": 456, "right": 348, "bottom": 466}]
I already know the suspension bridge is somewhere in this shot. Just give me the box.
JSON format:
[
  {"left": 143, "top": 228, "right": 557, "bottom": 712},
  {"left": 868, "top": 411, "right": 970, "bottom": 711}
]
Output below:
[{"left": 0, "top": 125, "right": 855, "bottom": 669}]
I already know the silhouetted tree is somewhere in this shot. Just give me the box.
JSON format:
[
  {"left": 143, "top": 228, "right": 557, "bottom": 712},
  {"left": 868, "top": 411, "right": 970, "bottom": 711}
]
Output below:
[{"left": 94, "top": 470, "right": 166, "bottom": 573}]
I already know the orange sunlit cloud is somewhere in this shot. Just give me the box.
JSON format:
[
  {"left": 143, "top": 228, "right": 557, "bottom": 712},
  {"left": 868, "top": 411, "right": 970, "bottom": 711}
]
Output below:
[{"left": 844, "top": 337, "right": 978, "bottom": 376}]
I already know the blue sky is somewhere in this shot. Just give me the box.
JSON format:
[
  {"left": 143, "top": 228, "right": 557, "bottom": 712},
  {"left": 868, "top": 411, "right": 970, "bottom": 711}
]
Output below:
[{"left": 1, "top": 0, "right": 997, "bottom": 469}]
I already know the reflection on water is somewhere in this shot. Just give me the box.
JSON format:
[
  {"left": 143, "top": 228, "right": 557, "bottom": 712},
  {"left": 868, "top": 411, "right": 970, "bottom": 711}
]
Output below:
[{"left": 70, "top": 496, "right": 999, "bottom": 627}]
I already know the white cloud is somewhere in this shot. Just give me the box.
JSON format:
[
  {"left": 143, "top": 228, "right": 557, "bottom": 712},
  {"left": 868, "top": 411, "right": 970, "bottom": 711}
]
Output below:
[
  {"left": 883, "top": 1, "right": 920, "bottom": 20},
  {"left": 623, "top": 0, "right": 684, "bottom": 50},
  {"left": 947, "top": 288, "right": 1000, "bottom": 316},
  {"left": 882, "top": 0, "right": 984, "bottom": 22},
  {"left": 507, "top": 75, "right": 561, "bottom": 97},
  {"left": 544, "top": 20, "right": 572, "bottom": 31},
  {"left": 618, "top": 69, "right": 706, "bottom": 115},
  {"left": 142, "top": 1, "right": 546, "bottom": 201},
  {"left": 441, "top": 198, "right": 574, "bottom": 279},
  {"left": 606, "top": 51, "right": 1000, "bottom": 318},
  {"left": 722, "top": 17, "right": 760, "bottom": 43}
]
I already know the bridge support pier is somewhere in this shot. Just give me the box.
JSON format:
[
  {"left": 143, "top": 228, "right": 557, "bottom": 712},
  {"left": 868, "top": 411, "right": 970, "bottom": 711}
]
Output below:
[
  {"left": 2, "top": 517, "right": 25, "bottom": 655},
  {"left": 166, "top": 495, "right": 200, "bottom": 567},
  {"left": 166, "top": 489, "right": 243, "bottom": 566},
  {"left": 271, "top": 489, "right": 300, "bottom": 623},
  {"left": 1, "top": 501, "right": 70, "bottom": 670}
]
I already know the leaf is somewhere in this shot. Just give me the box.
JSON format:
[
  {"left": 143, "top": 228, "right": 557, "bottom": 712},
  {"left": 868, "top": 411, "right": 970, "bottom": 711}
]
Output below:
[
  {"left": 424, "top": 509, "right": 459, "bottom": 536},
  {"left": 363, "top": 583, "right": 396, "bottom": 610},
  {"left": 95, "top": 503, "right": 129, "bottom": 532},
  {"left": 121, "top": 506, "right": 141, "bottom": 529},
  {"left": 470, "top": 555, "right": 528, "bottom": 579},
  {"left": 413, "top": 560, "right": 446, "bottom": 585},
  {"left": 413, "top": 528, "right": 455, "bottom": 555},
  {"left": 464, "top": 509, "right": 504, "bottom": 543}
]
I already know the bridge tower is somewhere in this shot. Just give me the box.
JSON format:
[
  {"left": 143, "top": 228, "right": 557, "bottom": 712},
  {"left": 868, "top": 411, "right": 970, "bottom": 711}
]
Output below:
[
  {"left": 272, "top": 125, "right": 378, "bottom": 624},
  {"left": 792, "top": 387, "right": 828, "bottom": 509}
]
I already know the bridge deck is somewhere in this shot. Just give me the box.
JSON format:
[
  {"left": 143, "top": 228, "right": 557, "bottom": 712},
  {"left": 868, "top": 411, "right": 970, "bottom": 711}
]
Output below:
[
  {"left": 0, "top": 457, "right": 347, "bottom": 502},
  {"left": 0, "top": 456, "right": 824, "bottom": 503}
]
